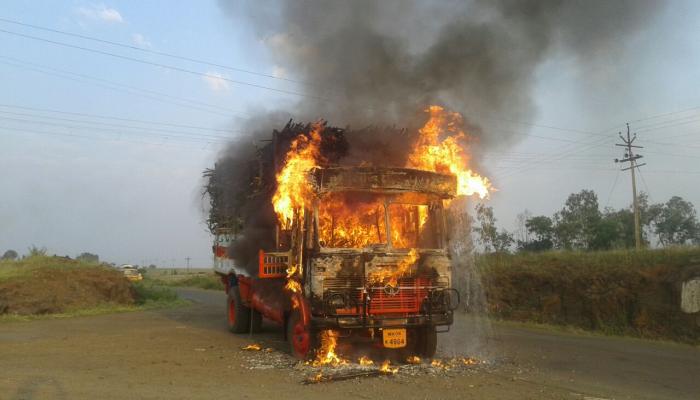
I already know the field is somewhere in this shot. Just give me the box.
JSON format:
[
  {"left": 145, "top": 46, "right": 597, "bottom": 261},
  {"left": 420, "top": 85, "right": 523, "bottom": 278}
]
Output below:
[
  {"left": 477, "top": 246, "right": 700, "bottom": 343},
  {"left": 0, "top": 256, "right": 184, "bottom": 319}
]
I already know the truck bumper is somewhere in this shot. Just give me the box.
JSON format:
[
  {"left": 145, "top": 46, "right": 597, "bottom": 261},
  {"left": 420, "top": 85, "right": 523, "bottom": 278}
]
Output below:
[{"left": 311, "top": 311, "right": 453, "bottom": 330}]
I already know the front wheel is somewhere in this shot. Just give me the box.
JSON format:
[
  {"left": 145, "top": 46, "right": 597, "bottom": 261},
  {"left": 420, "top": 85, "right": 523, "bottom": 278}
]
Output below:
[
  {"left": 227, "top": 286, "right": 250, "bottom": 333},
  {"left": 414, "top": 326, "right": 437, "bottom": 358},
  {"left": 287, "top": 310, "right": 315, "bottom": 359}
]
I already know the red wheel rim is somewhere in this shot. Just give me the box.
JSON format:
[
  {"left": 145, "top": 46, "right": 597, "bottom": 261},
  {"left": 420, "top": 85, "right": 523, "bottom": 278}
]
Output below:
[
  {"left": 228, "top": 297, "right": 236, "bottom": 325},
  {"left": 292, "top": 320, "right": 310, "bottom": 357}
]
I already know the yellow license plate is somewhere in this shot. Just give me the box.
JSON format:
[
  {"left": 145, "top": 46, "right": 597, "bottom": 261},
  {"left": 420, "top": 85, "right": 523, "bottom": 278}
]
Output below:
[{"left": 382, "top": 328, "right": 406, "bottom": 348}]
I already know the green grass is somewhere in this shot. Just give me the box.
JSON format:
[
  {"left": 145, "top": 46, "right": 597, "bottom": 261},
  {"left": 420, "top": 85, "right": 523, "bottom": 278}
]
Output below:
[
  {"left": 476, "top": 246, "right": 700, "bottom": 271},
  {"left": 0, "top": 255, "right": 100, "bottom": 279},
  {"left": 0, "top": 299, "right": 188, "bottom": 323},
  {"left": 144, "top": 271, "right": 224, "bottom": 291},
  {"left": 476, "top": 246, "right": 700, "bottom": 343}
]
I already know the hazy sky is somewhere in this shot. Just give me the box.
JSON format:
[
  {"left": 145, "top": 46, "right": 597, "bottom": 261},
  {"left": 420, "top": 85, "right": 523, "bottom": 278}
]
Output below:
[{"left": 2, "top": 1, "right": 700, "bottom": 266}]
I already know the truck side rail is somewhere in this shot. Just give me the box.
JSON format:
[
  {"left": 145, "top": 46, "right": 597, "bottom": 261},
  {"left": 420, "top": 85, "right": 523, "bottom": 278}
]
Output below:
[{"left": 258, "top": 249, "right": 291, "bottom": 278}]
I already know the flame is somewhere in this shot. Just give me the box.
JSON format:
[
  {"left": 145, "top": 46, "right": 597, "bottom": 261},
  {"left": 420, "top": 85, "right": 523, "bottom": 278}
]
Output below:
[
  {"left": 318, "top": 193, "right": 387, "bottom": 248},
  {"left": 461, "top": 357, "right": 479, "bottom": 365},
  {"left": 272, "top": 123, "right": 324, "bottom": 228},
  {"left": 241, "top": 344, "right": 262, "bottom": 351},
  {"left": 367, "top": 248, "right": 419, "bottom": 286},
  {"left": 407, "top": 105, "right": 491, "bottom": 199},
  {"left": 313, "top": 330, "right": 347, "bottom": 366},
  {"left": 379, "top": 360, "right": 399, "bottom": 374},
  {"left": 430, "top": 359, "right": 449, "bottom": 369},
  {"left": 358, "top": 356, "right": 374, "bottom": 366},
  {"left": 406, "top": 355, "right": 421, "bottom": 364},
  {"left": 285, "top": 279, "right": 302, "bottom": 294}
]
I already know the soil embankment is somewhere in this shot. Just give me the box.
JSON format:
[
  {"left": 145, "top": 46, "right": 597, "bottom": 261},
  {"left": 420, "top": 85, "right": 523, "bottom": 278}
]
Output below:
[{"left": 0, "top": 256, "right": 135, "bottom": 315}]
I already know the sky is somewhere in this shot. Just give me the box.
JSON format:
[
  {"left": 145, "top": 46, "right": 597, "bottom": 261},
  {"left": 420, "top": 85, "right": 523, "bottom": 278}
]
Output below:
[{"left": 1, "top": 1, "right": 700, "bottom": 266}]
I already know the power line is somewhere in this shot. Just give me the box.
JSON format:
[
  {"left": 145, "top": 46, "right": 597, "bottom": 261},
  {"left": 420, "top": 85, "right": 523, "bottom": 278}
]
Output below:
[
  {"left": 1, "top": 126, "right": 218, "bottom": 150},
  {"left": 605, "top": 170, "right": 621, "bottom": 208},
  {"left": 0, "top": 28, "right": 322, "bottom": 100},
  {"left": 0, "top": 16, "right": 309, "bottom": 86},
  {"left": 0, "top": 113, "right": 226, "bottom": 142},
  {"left": 0, "top": 56, "right": 249, "bottom": 118},
  {"left": 0, "top": 104, "right": 239, "bottom": 134}
]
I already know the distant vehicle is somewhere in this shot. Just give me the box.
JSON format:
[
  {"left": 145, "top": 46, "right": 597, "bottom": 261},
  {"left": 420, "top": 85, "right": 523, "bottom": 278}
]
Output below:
[{"left": 120, "top": 265, "right": 143, "bottom": 282}]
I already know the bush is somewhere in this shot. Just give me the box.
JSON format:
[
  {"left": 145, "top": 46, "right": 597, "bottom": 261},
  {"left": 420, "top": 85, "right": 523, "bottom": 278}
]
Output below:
[
  {"left": 477, "top": 247, "right": 700, "bottom": 343},
  {"left": 132, "top": 281, "right": 179, "bottom": 305}
]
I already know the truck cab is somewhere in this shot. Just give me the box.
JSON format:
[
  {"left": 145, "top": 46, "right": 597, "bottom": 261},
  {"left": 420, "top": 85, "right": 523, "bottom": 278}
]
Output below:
[{"left": 215, "top": 166, "right": 459, "bottom": 360}]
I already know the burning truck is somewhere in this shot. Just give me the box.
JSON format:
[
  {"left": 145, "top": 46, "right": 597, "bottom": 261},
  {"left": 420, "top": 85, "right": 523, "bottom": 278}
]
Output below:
[{"left": 205, "top": 106, "right": 490, "bottom": 361}]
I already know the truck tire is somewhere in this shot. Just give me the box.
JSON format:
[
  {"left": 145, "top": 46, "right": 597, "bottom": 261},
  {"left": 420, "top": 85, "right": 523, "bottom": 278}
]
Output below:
[
  {"left": 287, "top": 310, "right": 315, "bottom": 360},
  {"left": 227, "top": 286, "right": 250, "bottom": 334},
  {"left": 250, "top": 308, "right": 263, "bottom": 333},
  {"left": 415, "top": 326, "right": 437, "bottom": 358}
]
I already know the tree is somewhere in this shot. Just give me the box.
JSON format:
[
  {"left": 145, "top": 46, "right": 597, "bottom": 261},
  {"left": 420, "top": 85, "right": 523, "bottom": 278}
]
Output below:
[
  {"left": 27, "top": 246, "right": 47, "bottom": 257},
  {"left": 76, "top": 252, "right": 100, "bottom": 264},
  {"left": 553, "top": 190, "right": 602, "bottom": 250},
  {"left": 650, "top": 196, "right": 700, "bottom": 246},
  {"left": 514, "top": 210, "right": 532, "bottom": 245},
  {"left": 519, "top": 215, "right": 554, "bottom": 251},
  {"left": 1, "top": 249, "right": 18, "bottom": 260},
  {"left": 473, "top": 203, "right": 513, "bottom": 252}
]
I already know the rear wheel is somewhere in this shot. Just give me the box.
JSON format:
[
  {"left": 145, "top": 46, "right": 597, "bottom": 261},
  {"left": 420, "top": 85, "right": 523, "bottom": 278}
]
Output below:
[
  {"left": 227, "top": 286, "right": 250, "bottom": 334},
  {"left": 415, "top": 326, "right": 437, "bottom": 358},
  {"left": 250, "top": 308, "right": 263, "bottom": 333},
  {"left": 287, "top": 310, "right": 315, "bottom": 359}
]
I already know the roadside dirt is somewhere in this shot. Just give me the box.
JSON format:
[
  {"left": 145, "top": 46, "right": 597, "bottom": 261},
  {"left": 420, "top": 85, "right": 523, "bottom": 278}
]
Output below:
[{"left": 0, "top": 288, "right": 698, "bottom": 400}]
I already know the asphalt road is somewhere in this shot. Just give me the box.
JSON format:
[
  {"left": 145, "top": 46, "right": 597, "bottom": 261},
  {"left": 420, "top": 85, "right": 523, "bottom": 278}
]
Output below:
[{"left": 0, "top": 288, "right": 698, "bottom": 400}]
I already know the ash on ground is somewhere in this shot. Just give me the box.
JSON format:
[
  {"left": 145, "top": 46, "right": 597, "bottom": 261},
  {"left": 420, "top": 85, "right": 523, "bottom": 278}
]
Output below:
[{"left": 238, "top": 344, "right": 498, "bottom": 384}]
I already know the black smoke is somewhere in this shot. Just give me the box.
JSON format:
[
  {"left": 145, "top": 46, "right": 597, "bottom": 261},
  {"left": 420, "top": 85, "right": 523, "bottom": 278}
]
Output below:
[{"left": 219, "top": 0, "right": 665, "bottom": 149}]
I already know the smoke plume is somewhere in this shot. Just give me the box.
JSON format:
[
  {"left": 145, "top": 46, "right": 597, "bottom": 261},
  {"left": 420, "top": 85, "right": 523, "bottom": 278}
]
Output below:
[{"left": 220, "top": 0, "right": 665, "bottom": 149}]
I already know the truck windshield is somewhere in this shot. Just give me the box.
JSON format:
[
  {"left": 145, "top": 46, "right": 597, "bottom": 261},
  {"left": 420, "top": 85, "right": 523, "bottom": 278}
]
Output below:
[
  {"left": 318, "top": 192, "right": 386, "bottom": 248},
  {"left": 318, "top": 192, "right": 442, "bottom": 249},
  {"left": 388, "top": 203, "right": 440, "bottom": 249}
]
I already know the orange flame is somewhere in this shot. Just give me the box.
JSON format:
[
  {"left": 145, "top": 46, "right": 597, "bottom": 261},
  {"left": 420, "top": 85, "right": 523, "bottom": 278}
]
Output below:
[
  {"left": 313, "top": 330, "right": 347, "bottom": 366},
  {"left": 240, "top": 344, "right": 262, "bottom": 351},
  {"left": 367, "top": 248, "right": 419, "bottom": 286},
  {"left": 379, "top": 360, "right": 399, "bottom": 374},
  {"left": 406, "top": 355, "right": 421, "bottom": 364},
  {"left": 462, "top": 357, "right": 479, "bottom": 365},
  {"left": 407, "top": 105, "right": 491, "bottom": 199},
  {"left": 272, "top": 123, "right": 323, "bottom": 228},
  {"left": 358, "top": 356, "right": 374, "bottom": 366}
]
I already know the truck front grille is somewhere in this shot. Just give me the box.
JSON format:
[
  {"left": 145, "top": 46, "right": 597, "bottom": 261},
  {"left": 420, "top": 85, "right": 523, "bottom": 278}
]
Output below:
[{"left": 323, "top": 276, "right": 445, "bottom": 315}]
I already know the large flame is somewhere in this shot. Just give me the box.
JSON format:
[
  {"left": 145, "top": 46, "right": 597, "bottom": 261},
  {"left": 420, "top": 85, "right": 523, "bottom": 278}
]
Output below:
[
  {"left": 407, "top": 105, "right": 491, "bottom": 199},
  {"left": 272, "top": 123, "right": 323, "bottom": 228}
]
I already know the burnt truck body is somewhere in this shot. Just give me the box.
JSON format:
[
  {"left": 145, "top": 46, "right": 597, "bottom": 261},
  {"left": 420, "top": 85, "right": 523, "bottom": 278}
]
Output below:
[{"left": 214, "top": 166, "right": 459, "bottom": 359}]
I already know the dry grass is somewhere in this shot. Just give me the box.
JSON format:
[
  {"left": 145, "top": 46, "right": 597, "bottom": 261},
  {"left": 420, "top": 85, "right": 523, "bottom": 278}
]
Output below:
[{"left": 0, "top": 256, "right": 183, "bottom": 317}]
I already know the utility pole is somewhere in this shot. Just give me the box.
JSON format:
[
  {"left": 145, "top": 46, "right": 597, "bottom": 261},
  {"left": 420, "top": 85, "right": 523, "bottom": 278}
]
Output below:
[
  {"left": 615, "top": 123, "right": 646, "bottom": 250},
  {"left": 185, "top": 257, "right": 191, "bottom": 273}
]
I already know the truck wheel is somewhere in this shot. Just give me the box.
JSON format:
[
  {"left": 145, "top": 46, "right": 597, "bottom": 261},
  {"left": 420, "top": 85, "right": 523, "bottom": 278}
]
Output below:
[
  {"left": 415, "top": 326, "right": 437, "bottom": 358},
  {"left": 287, "top": 310, "right": 315, "bottom": 359},
  {"left": 250, "top": 309, "right": 263, "bottom": 333},
  {"left": 227, "top": 286, "right": 250, "bottom": 334}
]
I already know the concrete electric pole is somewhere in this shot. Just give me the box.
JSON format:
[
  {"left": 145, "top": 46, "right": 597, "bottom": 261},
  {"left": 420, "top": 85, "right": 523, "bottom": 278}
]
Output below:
[{"left": 615, "top": 123, "right": 646, "bottom": 250}]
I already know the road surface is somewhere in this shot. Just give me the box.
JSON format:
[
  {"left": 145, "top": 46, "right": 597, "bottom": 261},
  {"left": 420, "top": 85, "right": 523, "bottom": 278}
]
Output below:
[{"left": 0, "top": 288, "right": 697, "bottom": 400}]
